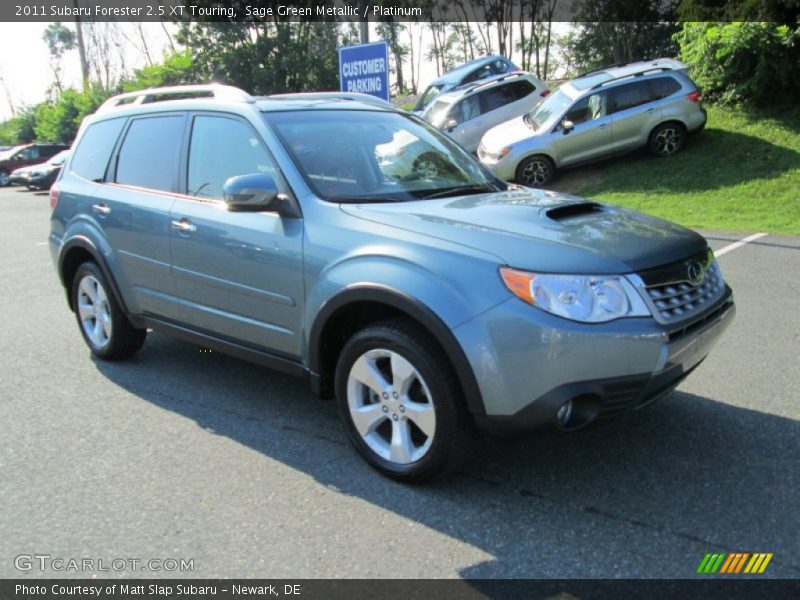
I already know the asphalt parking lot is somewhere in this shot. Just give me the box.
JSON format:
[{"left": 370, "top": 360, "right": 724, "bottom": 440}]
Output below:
[{"left": 0, "top": 185, "right": 797, "bottom": 580}]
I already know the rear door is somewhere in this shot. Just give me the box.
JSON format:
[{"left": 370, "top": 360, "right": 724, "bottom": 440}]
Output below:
[
  {"left": 94, "top": 113, "right": 186, "bottom": 319},
  {"left": 608, "top": 80, "right": 661, "bottom": 153},
  {"left": 169, "top": 113, "right": 304, "bottom": 357}
]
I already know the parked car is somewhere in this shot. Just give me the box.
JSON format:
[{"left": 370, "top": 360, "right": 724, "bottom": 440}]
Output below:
[
  {"left": 51, "top": 84, "right": 734, "bottom": 482},
  {"left": 26, "top": 149, "right": 70, "bottom": 190},
  {"left": 9, "top": 165, "right": 34, "bottom": 186},
  {"left": 413, "top": 55, "right": 519, "bottom": 113},
  {"left": 0, "top": 143, "right": 69, "bottom": 186},
  {"left": 422, "top": 72, "right": 549, "bottom": 153},
  {"left": 479, "top": 59, "right": 707, "bottom": 186},
  {"left": 0, "top": 145, "right": 12, "bottom": 152}
]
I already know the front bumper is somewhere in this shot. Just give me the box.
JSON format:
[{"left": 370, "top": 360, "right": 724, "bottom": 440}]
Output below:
[{"left": 454, "top": 288, "right": 735, "bottom": 434}]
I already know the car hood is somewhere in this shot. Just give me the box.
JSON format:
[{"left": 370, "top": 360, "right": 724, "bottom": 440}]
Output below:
[
  {"left": 481, "top": 116, "right": 540, "bottom": 153},
  {"left": 341, "top": 188, "right": 707, "bottom": 273}
]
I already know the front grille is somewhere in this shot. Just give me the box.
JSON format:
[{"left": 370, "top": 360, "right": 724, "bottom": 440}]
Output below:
[{"left": 640, "top": 256, "right": 725, "bottom": 324}]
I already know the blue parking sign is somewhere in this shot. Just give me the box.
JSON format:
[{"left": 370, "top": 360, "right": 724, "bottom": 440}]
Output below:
[{"left": 338, "top": 41, "right": 390, "bottom": 102}]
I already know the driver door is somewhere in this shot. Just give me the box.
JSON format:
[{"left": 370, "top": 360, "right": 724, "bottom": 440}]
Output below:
[
  {"left": 169, "top": 113, "right": 304, "bottom": 357},
  {"left": 551, "top": 91, "right": 614, "bottom": 166}
]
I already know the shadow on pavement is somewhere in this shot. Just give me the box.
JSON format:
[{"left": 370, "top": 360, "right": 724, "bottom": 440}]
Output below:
[{"left": 92, "top": 333, "right": 800, "bottom": 578}]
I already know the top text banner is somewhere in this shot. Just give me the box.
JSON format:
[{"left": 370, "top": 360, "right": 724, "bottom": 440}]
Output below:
[{"left": 0, "top": 1, "right": 776, "bottom": 23}]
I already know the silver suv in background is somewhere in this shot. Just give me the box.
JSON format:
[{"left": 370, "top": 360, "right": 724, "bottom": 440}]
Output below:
[
  {"left": 422, "top": 72, "right": 549, "bottom": 154},
  {"left": 479, "top": 59, "right": 707, "bottom": 186}
]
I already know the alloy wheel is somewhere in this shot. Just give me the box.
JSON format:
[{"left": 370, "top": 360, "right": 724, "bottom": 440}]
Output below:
[
  {"left": 76, "top": 274, "right": 112, "bottom": 349},
  {"left": 520, "top": 159, "right": 551, "bottom": 186},
  {"left": 654, "top": 127, "right": 680, "bottom": 155},
  {"left": 346, "top": 348, "right": 436, "bottom": 465}
]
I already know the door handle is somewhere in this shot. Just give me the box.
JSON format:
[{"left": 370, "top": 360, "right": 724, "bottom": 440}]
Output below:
[
  {"left": 91, "top": 203, "right": 110, "bottom": 215},
  {"left": 171, "top": 219, "right": 196, "bottom": 234},
  {"left": 598, "top": 123, "right": 608, "bottom": 130},
  {"left": 645, "top": 107, "right": 656, "bottom": 113}
]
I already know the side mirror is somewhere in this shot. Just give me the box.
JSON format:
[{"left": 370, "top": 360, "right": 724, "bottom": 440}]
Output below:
[
  {"left": 444, "top": 119, "right": 458, "bottom": 132},
  {"left": 561, "top": 119, "right": 574, "bottom": 134},
  {"left": 223, "top": 173, "right": 300, "bottom": 218}
]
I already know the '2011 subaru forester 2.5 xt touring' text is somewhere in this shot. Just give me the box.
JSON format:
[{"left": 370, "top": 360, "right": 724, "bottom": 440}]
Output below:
[{"left": 50, "top": 85, "right": 735, "bottom": 482}]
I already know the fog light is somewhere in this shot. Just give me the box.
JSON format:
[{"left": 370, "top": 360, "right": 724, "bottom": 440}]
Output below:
[{"left": 556, "top": 400, "right": 573, "bottom": 427}]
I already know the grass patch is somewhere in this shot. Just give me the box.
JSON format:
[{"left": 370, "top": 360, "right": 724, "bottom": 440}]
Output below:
[{"left": 566, "top": 105, "right": 800, "bottom": 234}]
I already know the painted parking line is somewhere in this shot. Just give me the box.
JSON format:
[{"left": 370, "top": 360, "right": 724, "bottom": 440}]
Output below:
[{"left": 714, "top": 232, "right": 768, "bottom": 257}]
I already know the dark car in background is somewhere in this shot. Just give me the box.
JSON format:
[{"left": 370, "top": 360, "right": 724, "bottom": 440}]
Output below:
[
  {"left": 0, "top": 143, "right": 69, "bottom": 186},
  {"left": 413, "top": 55, "right": 519, "bottom": 113},
  {"left": 25, "top": 149, "right": 70, "bottom": 190}
]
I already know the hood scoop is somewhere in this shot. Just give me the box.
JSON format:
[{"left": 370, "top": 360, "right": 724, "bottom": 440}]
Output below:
[{"left": 546, "top": 202, "right": 604, "bottom": 221}]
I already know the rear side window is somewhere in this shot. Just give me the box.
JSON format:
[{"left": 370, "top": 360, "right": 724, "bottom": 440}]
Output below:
[
  {"left": 506, "top": 80, "right": 536, "bottom": 100},
  {"left": 115, "top": 115, "right": 184, "bottom": 192},
  {"left": 70, "top": 118, "right": 125, "bottom": 182},
  {"left": 187, "top": 115, "right": 277, "bottom": 201},
  {"left": 609, "top": 81, "right": 654, "bottom": 113},
  {"left": 650, "top": 77, "right": 682, "bottom": 100}
]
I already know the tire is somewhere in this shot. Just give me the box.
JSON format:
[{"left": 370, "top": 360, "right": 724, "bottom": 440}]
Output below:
[
  {"left": 0, "top": 170, "right": 9, "bottom": 187},
  {"left": 334, "top": 318, "right": 474, "bottom": 483},
  {"left": 70, "top": 262, "right": 147, "bottom": 360},
  {"left": 516, "top": 155, "right": 555, "bottom": 187},
  {"left": 648, "top": 122, "right": 686, "bottom": 157}
]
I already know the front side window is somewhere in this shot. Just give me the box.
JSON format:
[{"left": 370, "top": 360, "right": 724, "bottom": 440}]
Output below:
[
  {"left": 565, "top": 92, "right": 607, "bottom": 125},
  {"left": 115, "top": 115, "right": 184, "bottom": 192},
  {"left": 609, "top": 81, "right": 654, "bottom": 113},
  {"left": 187, "top": 115, "right": 277, "bottom": 201},
  {"left": 452, "top": 95, "right": 480, "bottom": 124},
  {"left": 70, "top": 118, "right": 125, "bottom": 182},
  {"left": 266, "top": 110, "right": 502, "bottom": 202}
]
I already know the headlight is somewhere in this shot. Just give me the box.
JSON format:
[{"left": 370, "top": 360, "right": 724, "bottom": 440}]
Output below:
[
  {"left": 485, "top": 146, "right": 511, "bottom": 161},
  {"left": 500, "top": 268, "right": 651, "bottom": 323}
]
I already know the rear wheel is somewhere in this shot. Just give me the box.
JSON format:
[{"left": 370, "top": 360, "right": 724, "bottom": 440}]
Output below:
[
  {"left": 516, "top": 155, "right": 555, "bottom": 187},
  {"left": 335, "top": 318, "right": 473, "bottom": 482},
  {"left": 648, "top": 123, "right": 686, "bottom": 156},
  {"left": 71, "top": 262, "right": 146, "bottom": 360}
]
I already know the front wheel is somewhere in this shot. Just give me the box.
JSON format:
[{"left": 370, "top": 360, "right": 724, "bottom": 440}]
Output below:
[
  {"left": 335, "top": 318, "right": 473, "bottom": 482},
  {"left": 648, "top": 123, "right": 686, "bottom": 157},
  {"left": 71, "top": 262, "right": 147, "bottom": 360},
  {"left": 516, "top": 155, "right": 555, "bottom": 187},
  {"left": 0, "top": 170, "right": 10, "bottom": 187}
]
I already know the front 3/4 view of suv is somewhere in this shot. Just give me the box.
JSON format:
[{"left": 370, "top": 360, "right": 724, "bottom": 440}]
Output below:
[
  {"left": 50, "top": 84, "right": 734, "bottom": 482},
  {"left": 479, "top": 59, "right": 707, "bottom": 186}
]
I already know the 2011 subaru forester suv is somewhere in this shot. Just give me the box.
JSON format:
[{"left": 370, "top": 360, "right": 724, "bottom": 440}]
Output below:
[
  {"left": 479, "top": 59, "right": 707, "bottom": 186},
  {"left": 50, "top": 84, "right": 734, "bottom": 482}
]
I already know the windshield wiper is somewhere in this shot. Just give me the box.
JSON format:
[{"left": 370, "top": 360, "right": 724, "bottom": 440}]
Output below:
[{"left": 420, "top": 185, "right": 496, "bottom": 200}]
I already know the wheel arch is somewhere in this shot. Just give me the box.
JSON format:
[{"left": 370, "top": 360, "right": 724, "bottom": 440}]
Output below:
[
  {"left": 59, "top": 236, "right": 128, "bottom": 314},
  {"left": 308, "top": 285, "right": 486, "bottom": 416}
]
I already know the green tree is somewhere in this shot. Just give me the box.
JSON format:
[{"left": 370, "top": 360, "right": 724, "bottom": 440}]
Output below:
[
  {"left": 35, "top": 86, "right": 108, "bottom": 144},
  {"left": 376, "top": 21, "right": 408, "bottom": 95},
  {"left": 122, "top": 51, "right": 200, "bottom": 91},
  {"left": 42, "top": 23, "right": 77, "bottom": 94},
  {"left": 675, "top": 22, "right": 799, "bottom": 106}
]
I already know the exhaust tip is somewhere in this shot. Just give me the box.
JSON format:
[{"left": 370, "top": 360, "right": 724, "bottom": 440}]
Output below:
[{"left": 555, "top": 394, "right": 601, "bottom": 430}]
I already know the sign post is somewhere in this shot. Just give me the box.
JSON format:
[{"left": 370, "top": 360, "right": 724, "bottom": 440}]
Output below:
[{"left": 338, "top": 41, "right": 390, "bottom": 102}]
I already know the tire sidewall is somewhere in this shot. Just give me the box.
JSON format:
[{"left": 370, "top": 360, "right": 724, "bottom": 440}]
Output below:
[
  {"left": 334, "top": 325, "right": 459, "bottom": 481},
  {"left": 649, "top": 123, "right": 686, "bottom": 156},
  {"left": 516, "top": 155, "right": 554, "bottom": 187},
  {"left": 71, "top": 262, "right": 125, "bottom": 358}
]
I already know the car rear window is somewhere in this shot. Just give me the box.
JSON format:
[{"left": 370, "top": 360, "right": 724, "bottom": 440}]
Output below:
[
  {"left": 650, "top": 77, "right": 682, "bottom": 100},
  {"left": 115, "top": 115, "right": 184, "bottom": 192},
  {"left": 69, "top": 118, "right": 125, "bottom": 182}
]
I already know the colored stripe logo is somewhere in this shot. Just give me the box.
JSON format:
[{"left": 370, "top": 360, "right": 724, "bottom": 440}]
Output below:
[{"left": 697, "top": 552, "right": 773, "bottom": 574}]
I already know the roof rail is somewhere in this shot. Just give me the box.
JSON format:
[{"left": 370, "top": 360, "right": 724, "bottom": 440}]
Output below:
[
  {"left": 589, "top": 67, "right": 673, "bottom": 90},
  {"left": 576, "top": 60, "right": 640, "bottom": 79},
  {"left": 96, "top": 84, "right": 255, "bottom": 113},
  {"left": 452, "top": 71, "right": 527, "bottom": 95}
]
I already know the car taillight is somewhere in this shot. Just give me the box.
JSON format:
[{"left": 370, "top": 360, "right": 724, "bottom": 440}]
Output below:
[
  {"left": 687, "top": 91, "right": 702, "bottom": 103},
  {"left": 540, "top": 89, "right": 551, "bottom": 97},
  {"left": 49, "top": 185, "right": 60, "bottom": 210}
]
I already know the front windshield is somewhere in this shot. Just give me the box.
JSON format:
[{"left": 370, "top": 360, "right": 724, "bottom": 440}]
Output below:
[
  {"left": 0, "top": 145, "right": 24, "bottom": 161},
  {"left": 423, "top": 99, "right": 453, "bottom": 126},
  {"left": 413, "top": 85, "right": 444, "bottom": 111},
  {"left": 48, "top": 150, "right": 70, "bottom": 165},
  {"left": 527, "top": 89, "right": 572, "bottom": 130},
  {"left": 265, "top": 110, "right": 502, "bottom": 203}
]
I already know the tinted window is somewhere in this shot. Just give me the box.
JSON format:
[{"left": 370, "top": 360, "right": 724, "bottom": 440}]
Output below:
[
  {"left": 20, "top": 147, "right": 40, "bottom": 160},
  {"left": 506, "top": 80, "right": 536, "bottom": 100},
  {"left": 115, "top": 115, "right": 184, "bottom": 192},
  {"left": 565, "top": 92, "right": 606, "bottom": 125},
  {"left": 70, "top": 118, "right": 125, "bottom": 182},
  {"left": 187, "top": 116, "right": 276, "bottom": 201},
  {"left": 490, "top": 60, "right": 512, "bottom": 75},
  {"left": 610, "top": 81, "right": 654, "bottom": 113},
  {"left": 650, "top": 77, "right": 681, "bottom": 100}
]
